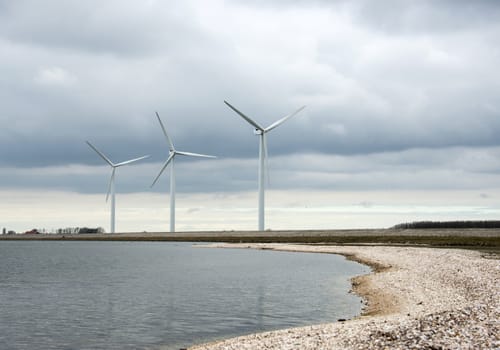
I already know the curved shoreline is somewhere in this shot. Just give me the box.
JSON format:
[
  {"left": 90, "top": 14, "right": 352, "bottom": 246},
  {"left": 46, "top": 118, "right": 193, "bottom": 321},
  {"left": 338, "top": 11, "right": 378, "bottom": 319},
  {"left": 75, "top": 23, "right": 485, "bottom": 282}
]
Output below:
[{"left": 189, "top": 244, "right": 499, "bottom": 349}]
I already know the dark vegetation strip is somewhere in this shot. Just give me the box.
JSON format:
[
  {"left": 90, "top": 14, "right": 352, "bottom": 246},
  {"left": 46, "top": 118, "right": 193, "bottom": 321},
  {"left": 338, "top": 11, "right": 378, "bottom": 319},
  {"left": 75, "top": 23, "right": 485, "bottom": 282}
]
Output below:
[{"left": 393, "top": 220, "right": 500, "bottom": 229}]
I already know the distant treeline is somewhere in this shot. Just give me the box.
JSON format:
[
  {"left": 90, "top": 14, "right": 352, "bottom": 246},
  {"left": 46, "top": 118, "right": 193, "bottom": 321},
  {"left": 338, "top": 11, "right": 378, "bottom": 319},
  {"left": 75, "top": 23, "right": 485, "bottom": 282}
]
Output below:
[
  {"left": 393, "top": 220, "right": 500, "bottom": 229},
  {"left": 32, "top": 227, "right": 106, "bottom": 234}
]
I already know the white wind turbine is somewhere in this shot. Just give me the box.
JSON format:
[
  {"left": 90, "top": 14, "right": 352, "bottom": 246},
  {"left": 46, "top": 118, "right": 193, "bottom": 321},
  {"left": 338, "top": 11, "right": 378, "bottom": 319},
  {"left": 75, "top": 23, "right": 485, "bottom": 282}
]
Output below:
[
  {"left": 224, "top": 101, "right": 306, "bottom": 231},
  {"left": 151, "top": 112, "right": 216, "bottom": 233},
  {"left": 86, "top": 141, "right": 149, "bottom": 233}
]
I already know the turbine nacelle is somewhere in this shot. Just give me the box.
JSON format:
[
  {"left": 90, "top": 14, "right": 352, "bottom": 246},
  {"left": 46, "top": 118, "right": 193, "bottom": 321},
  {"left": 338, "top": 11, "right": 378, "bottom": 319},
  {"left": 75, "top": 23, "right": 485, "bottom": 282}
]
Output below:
[
  {"left": 151, "top": 114, "right": 216, "bottom": 189},
  {"left": 86, "top": 140, "right": 150, "bottom": 200}
]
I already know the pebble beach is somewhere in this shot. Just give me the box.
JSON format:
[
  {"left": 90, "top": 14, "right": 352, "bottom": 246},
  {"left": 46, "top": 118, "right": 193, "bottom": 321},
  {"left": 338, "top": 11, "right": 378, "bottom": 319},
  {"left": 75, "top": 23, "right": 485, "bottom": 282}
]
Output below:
[{"left": 190, "top": 244, "right": 499, "bottom": 350}]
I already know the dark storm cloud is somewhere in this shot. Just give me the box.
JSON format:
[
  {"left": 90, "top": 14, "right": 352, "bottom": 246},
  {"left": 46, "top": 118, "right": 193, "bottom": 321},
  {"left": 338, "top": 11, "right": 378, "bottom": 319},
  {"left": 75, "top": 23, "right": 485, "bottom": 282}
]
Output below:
[{"left": 1, "top": 0, "right": 500, "bottom": 192}]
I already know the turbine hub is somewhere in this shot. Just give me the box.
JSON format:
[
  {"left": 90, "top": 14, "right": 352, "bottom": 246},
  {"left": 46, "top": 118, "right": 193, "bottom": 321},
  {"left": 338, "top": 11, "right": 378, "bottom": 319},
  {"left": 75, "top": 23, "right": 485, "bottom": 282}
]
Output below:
[{"left": 253, "top": 129, "right": 263, "bottom": 135}]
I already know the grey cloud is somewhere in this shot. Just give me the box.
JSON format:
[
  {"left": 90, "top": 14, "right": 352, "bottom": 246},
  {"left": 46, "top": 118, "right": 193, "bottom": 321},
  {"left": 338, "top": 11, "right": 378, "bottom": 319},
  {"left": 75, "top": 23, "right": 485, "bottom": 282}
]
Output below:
[
  {"left": 0, "top": 1, "right": 201, "bottom": 56},
  {"left": 3, "top": 146, "right": 500, "bottom": 195},
  {"left": 351, "top": 0, "right": 500, "bottom": 34},
  {"left": 1, "top": 0, "right": 500, "bottom": 195}
]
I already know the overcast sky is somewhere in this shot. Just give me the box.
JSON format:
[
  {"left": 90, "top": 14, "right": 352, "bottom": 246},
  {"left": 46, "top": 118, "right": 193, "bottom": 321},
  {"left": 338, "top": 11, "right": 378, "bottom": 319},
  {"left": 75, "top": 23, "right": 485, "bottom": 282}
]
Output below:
[{"left": 1, "top": 0, "right": 500, "bottom": 231}]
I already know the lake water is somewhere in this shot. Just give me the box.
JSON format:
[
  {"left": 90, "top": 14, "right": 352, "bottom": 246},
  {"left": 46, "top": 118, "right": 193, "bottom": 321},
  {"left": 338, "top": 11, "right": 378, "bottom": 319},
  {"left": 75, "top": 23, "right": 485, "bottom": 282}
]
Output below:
[{"left": 0, "top": 241, "right": 369, "bottom": 350}]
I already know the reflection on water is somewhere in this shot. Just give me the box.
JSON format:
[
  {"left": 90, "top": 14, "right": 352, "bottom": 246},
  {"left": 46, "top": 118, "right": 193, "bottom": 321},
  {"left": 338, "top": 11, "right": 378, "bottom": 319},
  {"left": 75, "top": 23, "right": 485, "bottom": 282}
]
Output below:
[{"left": 0, "top": 241, "right": 369, "bottom": 350}]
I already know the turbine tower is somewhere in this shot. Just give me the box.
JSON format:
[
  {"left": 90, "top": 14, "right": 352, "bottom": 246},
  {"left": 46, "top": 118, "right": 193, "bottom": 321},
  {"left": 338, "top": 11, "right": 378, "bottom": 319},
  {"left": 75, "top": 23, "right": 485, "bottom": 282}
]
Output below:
[
  {"left": 86, "top": 141, "right": 149, "bottom": 233},
  {"left": 151, "top": 112, "right": 216, "bottom": 233},
  {"left": 224, "top": 101, "right": 305, "bottom": 231}
]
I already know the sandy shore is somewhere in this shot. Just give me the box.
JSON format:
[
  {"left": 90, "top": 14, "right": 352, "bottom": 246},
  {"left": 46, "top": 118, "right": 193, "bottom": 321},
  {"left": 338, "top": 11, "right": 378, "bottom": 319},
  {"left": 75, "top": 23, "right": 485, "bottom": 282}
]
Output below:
[{"left": 190, "top": 244, "right": 499, "bottom": 349}]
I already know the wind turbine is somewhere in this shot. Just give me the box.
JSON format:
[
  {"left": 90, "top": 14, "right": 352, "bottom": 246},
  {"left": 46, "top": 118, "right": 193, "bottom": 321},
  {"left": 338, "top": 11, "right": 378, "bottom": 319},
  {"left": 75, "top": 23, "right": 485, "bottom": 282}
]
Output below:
[
  {"left": 86, "top": 141, "right": 149, "bottom": 233},
  {"left": 224, "top": 101, "right": 306, "bottom": 231},
  {"left": 151, "top": 112, "right": 216, "bottom": 233}
]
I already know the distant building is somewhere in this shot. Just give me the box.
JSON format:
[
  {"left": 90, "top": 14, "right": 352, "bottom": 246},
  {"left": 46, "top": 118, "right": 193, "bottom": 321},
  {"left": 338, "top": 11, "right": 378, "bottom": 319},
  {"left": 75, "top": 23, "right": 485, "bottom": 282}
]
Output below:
[
  {"left": 2, "top": 228, "right": 5, "bottom": 235},
  {"left": 24, "top": 229, "right": 40, "bottom": 235}
]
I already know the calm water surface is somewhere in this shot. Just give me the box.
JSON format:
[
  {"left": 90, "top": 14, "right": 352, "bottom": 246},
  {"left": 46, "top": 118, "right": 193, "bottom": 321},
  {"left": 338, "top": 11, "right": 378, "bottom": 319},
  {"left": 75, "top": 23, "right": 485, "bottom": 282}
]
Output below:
[{"left": 0, "top": 241, "right": 369, "bottom": 349}]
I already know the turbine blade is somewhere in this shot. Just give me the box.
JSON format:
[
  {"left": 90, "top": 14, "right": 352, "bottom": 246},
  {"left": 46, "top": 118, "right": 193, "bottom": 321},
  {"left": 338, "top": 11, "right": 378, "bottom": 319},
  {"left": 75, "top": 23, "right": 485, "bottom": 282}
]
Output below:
[
  {"left": 151, "top": 153, "right": 175, "bottom": 187},
  {"left": 224, "top": 100, "right": 264, "bottom": 131},
  {"left": 263, "top": 134, "right": 270, "bottom": 186},
  {"left": 86, "top": 141, "right": 114, "bottom": 166},
  {"left": 176, "top": 151, "right": 216, "bottom": 158},
  {"left": 156, "top": 112, "right": 175, "bottom": 151},
  {"left": 115, "top": 155, "right": 150, "bottom": 167},
  {"left": 265, "top": 105, "right": 306, "bottom": 132},
  {"left": 106, "top": 168, "right": 115, "bottom": 202}
]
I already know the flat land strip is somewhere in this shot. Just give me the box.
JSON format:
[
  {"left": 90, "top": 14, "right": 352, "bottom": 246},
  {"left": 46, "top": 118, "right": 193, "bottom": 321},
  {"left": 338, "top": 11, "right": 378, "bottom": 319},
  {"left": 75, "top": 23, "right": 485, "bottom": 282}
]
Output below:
[{"left": 2, "top": 228, "right": 499, "bottom": 248}]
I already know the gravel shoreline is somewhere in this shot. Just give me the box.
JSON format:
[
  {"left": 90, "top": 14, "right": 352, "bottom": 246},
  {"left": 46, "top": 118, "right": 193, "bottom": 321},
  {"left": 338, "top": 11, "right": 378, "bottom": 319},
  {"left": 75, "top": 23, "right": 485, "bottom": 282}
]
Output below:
[{"left": 189, "top": 244, "right": 499, "bottom": 349}]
